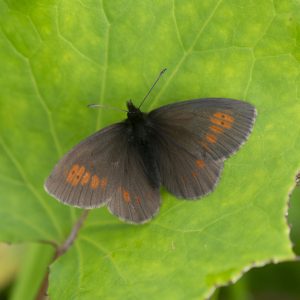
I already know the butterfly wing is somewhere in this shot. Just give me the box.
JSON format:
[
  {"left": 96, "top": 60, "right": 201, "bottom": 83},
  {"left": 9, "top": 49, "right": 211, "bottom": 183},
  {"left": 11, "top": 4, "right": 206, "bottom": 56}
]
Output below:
[
  {"left": 44, "top": 123, "right": 160, "bottom": 223},
  {"left": 150, "top": 126, "right": 225, "bottom": 199},
  {"left": 149, "top": 98, "right": 256, "bottom": 160},
  {"left": 148, "top": 98, "right": 256, "bottom": 198}
]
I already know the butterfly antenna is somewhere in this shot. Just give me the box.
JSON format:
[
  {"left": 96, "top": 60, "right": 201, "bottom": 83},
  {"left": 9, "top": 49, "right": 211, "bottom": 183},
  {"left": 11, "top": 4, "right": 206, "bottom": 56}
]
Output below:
[
  {"left": 138, "top": 68, "right": 167, "bottom": 109},
  {"left": 87, "top": 103, "right": 128, "bottom": 112}
]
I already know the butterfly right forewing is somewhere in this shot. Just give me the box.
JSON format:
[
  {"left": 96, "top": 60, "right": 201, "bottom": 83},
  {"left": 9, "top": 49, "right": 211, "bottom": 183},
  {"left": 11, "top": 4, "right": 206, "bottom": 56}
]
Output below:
[
  {"left": 149, "top": 98, "right": 256, "bottom": 160},
  {"left": 148, "top": 98, "right": 256, "bottom": 199}
]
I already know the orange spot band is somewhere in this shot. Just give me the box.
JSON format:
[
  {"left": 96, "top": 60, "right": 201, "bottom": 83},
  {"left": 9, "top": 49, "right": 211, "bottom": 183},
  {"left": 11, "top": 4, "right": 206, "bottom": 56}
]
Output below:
[
  {"left": 210, "top": 117, "right": 232, "bottom": 129},
  {"left": 123, "top": 190, "right": 131, "bottom": 203},
  {"left": 101, "top": 177, "right": 108, "bottom": 189},
  {"left": 206, "top": 133, "right": 217, "bottom": 144},
  {"left": 66, "top": 164, "right": 79, "bottom": 183},
  {"left": 91, "top": 175, "right": 100, "bottom": 189},
  {"left": 81, "top": 172, "right": 90, "bottom": 186},
  {"left": 209, "top": 125, "right": 223, "bottom": 134},
  {"left": 68, "top": 165, "right": 85, "bottom": 186},
  {"left": 196, "top": 159, "right": 205, "bottom": 169},
  {"left": 213, "top": 112, "right": 235, "bottom": 123}
]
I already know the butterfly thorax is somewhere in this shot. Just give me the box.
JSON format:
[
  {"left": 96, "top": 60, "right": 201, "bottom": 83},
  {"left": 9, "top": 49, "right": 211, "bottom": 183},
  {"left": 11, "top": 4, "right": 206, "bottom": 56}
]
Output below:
[
  {"left": 126, "top": 100, "right": 151, "bottom": 142},
  {"left": 125, "top": 100, "right": 160, "bottom": 188}
]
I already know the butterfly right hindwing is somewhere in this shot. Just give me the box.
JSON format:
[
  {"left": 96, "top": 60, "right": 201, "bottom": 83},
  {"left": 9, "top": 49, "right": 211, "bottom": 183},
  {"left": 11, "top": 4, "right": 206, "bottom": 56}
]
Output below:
[{"left": 150, "top": 124, "right": 225, "bottom": 199}]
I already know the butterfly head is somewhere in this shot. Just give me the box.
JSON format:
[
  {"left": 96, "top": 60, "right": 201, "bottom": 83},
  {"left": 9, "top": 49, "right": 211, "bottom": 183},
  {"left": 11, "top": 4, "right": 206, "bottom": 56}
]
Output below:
[{"left": 126, "top": 100, "right": 143, "bottom": 120}]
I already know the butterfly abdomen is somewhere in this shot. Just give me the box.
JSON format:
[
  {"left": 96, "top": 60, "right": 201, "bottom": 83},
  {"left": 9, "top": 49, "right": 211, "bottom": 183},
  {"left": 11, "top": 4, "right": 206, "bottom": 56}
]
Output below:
[{"left": 125, "top": 107, "right": 160, "bottom": 189}]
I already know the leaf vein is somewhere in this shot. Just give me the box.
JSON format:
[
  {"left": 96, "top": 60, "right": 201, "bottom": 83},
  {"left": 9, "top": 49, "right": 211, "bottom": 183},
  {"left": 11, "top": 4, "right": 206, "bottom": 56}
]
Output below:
[
  {"left": 148, "top": 0, "right": 223, "bottom": 110},
  {"left": 0, "top": 137, "right": 64, "bottom": 239},
  {"left": 80, "top": 236, "right": 128, "bottom": 283}
]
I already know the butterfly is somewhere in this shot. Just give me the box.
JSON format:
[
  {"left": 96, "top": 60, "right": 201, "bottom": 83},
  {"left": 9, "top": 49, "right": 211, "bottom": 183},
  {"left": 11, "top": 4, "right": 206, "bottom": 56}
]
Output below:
[{"left": 44, "top": 70, "right": 257, "bottom": 224}]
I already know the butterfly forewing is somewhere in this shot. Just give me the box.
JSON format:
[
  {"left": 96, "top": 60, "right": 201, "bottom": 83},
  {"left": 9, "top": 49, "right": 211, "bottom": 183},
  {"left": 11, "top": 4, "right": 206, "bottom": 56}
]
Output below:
[
  {"left": 149, "top": 98, "right": 256, "bottom": 160},
  {"left": 45, "top": 123, "right": 161, "bottom": 223},
  {"left": 148, "top": 98, "right": 256, "bottom": 199},
  {"left": 45, "top": 124, "right": 123, "bottom": 208}
]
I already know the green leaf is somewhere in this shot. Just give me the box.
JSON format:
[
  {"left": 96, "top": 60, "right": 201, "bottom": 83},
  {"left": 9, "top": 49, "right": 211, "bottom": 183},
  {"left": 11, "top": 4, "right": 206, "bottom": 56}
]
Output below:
[
  {"left": 0, "top": 0, "right": 299, "bottom": 299},
  {"left": 10, "top": 243, "right": 54, "bottom": 300}
]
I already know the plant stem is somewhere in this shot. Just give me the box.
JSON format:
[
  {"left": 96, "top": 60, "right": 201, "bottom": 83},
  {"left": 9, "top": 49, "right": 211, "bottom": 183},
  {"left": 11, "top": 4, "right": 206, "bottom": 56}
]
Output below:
[{"left": 36, "top": 209, "right": 90, "bottom": 300}]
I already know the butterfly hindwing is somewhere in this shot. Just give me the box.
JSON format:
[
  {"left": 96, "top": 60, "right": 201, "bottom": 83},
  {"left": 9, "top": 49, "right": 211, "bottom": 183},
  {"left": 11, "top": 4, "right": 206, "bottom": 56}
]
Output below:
[
  {"left": 106, "top": 142, "right": 161, "bottom": 223},
  {"left": 150, "top": 124, "right": 224, "bottom": 198},
  {"left": 45, "top": 123, "right": 161, "bottom": 223}
]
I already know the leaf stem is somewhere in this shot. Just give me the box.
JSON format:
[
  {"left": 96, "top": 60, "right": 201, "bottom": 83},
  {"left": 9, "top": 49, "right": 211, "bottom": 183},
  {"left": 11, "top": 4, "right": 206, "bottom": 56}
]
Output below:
[{"left": 35, "top": 209, "right": 90, "bottom": 300}]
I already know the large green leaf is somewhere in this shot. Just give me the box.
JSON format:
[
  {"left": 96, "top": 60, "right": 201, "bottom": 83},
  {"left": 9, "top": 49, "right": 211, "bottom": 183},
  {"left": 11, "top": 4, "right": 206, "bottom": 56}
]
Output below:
[
  {"left": 10, "top": 243, "right": 54, "bottom": 300},
  {"left": 0, "top": 0, "right": 299, "bottom": 299}
]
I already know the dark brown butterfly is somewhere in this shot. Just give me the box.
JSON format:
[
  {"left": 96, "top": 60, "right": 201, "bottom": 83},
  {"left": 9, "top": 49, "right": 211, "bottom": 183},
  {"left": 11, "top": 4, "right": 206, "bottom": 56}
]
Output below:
[{"left": 45, "top": 70, "right": 257, "bottom": 224}]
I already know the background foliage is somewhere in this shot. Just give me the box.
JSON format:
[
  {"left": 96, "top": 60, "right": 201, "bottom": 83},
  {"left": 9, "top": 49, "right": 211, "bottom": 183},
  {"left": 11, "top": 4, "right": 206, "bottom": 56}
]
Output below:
[{"left": 0, "top": 0, "right": 300, "bottom": 299}]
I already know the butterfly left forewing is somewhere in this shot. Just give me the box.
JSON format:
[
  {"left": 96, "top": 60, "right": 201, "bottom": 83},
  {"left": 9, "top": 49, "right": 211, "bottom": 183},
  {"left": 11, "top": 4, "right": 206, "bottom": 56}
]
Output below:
[
  {"left": 45, "top": 124, "right": 126, "bottom": 208},
  {"left": 45, "top": 123, "right": 161, "bottom": 223}
]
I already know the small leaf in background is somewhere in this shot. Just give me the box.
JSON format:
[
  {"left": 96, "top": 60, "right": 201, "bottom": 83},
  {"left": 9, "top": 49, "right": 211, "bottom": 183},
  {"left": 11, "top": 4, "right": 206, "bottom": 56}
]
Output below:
[{"left": 0, "top": 0, "right": 300, "bottom": 299}]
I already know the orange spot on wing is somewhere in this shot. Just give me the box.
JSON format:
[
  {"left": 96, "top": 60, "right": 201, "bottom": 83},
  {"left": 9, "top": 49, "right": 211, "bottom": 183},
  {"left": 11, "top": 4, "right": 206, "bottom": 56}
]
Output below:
[
  {"left": 101, "top": 177, "right": 108, "bottom": 189},
  {"left": 135, "top": 196, "right": 141, "bottom": 204},
  {"left": 196, "top": 159, "right": 205, "bottom": 168},
  {"left": 90, "top": 175, "right": 100, "bottom": 189},
  {"left": 213, "top": 112, "right": 235, "bottom": 123},
  {"left": 69, "top": 166, "right": 85, "bottom": 186},
  {"left": 209, "top": 125, "right": 223, "bottom": 134},
  {"left": 206, "top": 133, "right": 217, "bottom": 143},
  {"left": 122, "top": 190, "right": 131, "bottom": 203},
  {"left": 198, "top": 141, "right": 210, "bottom": 151},
  {"left": 210, "top": 117, "right": 232, "bottom": 129},
  {"left": 192, "top": 171, "right": 198, "bottom": 178},
  {"left": 81, "top": 172, "right": 90, "bottom": 186},
  {"left": 66, "top": 164, "right": 79, "bottom": 183}
]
